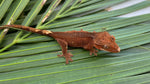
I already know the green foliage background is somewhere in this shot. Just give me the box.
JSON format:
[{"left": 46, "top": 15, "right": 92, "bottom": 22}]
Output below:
[{"left": 0, "top": 0, "right": 150, "bottom": 84}]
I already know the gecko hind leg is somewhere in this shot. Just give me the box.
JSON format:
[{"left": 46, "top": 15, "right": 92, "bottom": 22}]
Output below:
[{"left": 56, "top": 38, "right": 73, "bottom": 64}]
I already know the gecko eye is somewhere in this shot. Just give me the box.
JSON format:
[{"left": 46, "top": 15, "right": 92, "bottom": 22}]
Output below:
[
  {"left": 103, "top": 45, "right": 109, "bottom": 49},
  {"left": 111, "top": 35, "right": 115, "bottom": 41},
  {"left": 111, "top": 37, "right": 114, "bottom": 41}
]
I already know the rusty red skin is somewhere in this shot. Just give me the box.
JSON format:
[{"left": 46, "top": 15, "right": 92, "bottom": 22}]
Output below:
[{"left": 1, "top": 25, "right": 120, "bottom": 64}]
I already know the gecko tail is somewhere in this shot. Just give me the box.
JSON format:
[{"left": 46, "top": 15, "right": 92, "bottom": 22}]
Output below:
[
  {"left": 0, "top": 27, "right": 5, "bottom": 29},
  {"left": 0, "top": 25, "right": 52, "bottom": 36}
]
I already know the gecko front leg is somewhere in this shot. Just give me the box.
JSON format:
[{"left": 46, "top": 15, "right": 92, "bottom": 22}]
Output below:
[
  {"left": 83, "top": 40, "right": 98, "bottom": 56},
  {"left": 56, "top": 38, "right": 73, "bottom": 64},
  {"left": 84, "top": 46, "right": 98, "bottom": 56}
]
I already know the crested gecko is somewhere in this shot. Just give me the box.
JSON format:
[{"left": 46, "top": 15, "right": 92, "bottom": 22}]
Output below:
[{"left": 0, "top": 25, "right": 120, "bottom": 64}]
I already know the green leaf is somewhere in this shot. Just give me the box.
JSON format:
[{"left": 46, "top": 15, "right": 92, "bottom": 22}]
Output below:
[
  {"left": 0, "top": 0, "right": 29, "bottom": 46},
  {"left": 61, "top": 0, "right": 126, "bottom": 17},
  {"left": 2, "top": 0, "right": 29, "bottom": 25},
  {"left": 43, "top": 0, "right": 74, "bottom": 25},
  {"left": 22, "top": 0, "right": 47, "bottom": 26},
  {"left": 109, "top": 73, "right": 150, "bottom": 84},
  {"left": 0, "top": 47, "right": 150, "bottom": 84},
  {"left": 36, "top": 0, "right": 61, "bottom": 27},
  {"left": 0, "top": 0, "right": 150, "bottom": 84},
  {"left": 0, "top": 0, "right": 13, "bottom": 21},
  {"left": 40, "top": 1, "right": 150, "bottom": 29}
]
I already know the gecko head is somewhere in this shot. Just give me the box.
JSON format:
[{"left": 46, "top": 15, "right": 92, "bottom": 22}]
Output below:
[{"left": 94, "top": 31, "right": 120, "bottom": 53}]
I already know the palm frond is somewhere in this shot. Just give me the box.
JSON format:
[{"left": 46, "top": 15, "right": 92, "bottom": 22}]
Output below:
[{"left": 0, "top": 0, "right": 150, "bottom": 84}]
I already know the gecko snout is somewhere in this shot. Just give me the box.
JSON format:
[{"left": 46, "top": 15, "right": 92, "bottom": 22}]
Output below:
[
  {"left": 117, "top": 47, "right": 120, "bottom": 52},
  {"left": 110, "top": 47, "right": 120, "bottom": 53}
]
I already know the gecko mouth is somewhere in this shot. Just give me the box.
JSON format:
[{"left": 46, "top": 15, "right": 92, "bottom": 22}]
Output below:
[
  {"left": 100, "top": 48, "right": 109, "bottom": 52},
  {"left": 100, "top": 47, "right": 120, "bottom": 53},
  {"left": 95, "top": 44, "right": 120, "bottom": 53}
]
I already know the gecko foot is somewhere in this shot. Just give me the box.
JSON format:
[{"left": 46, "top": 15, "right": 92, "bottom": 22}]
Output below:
[
  {"left": 90, "top": 49, "right": 98, "bottom": 56},
  {"left": 57, "top": 53, "right": 73, "bottom": 57},
  {"left": 57, "top": 53, "right": 73, "bottom": 64}
]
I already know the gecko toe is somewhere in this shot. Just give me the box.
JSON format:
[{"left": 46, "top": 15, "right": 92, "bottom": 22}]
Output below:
[
  {"left": 57, "top": 54, "right": 64, "bottom": 57},
  {"left": 90, "top": 52, "right": 93, "bottom": 55},
  {"left": 94, "top": 53, "right": 97, "bottom": 56},
  {"left": 58, "top": 53, "right": 73, "bottom": 64},
  {"left": 89, "top": 49, "right": 98, "bottom": 56},
  {"left": 69, "top": 58, "right": 73, "bottom": 62},
  {"left": 68, "top": 53, "right": 73, "bottom": 57}
]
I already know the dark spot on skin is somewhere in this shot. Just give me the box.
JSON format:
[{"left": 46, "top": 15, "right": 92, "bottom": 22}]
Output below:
[{"left": 111, "top": 37, "right": 114, "bottom": 41}]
